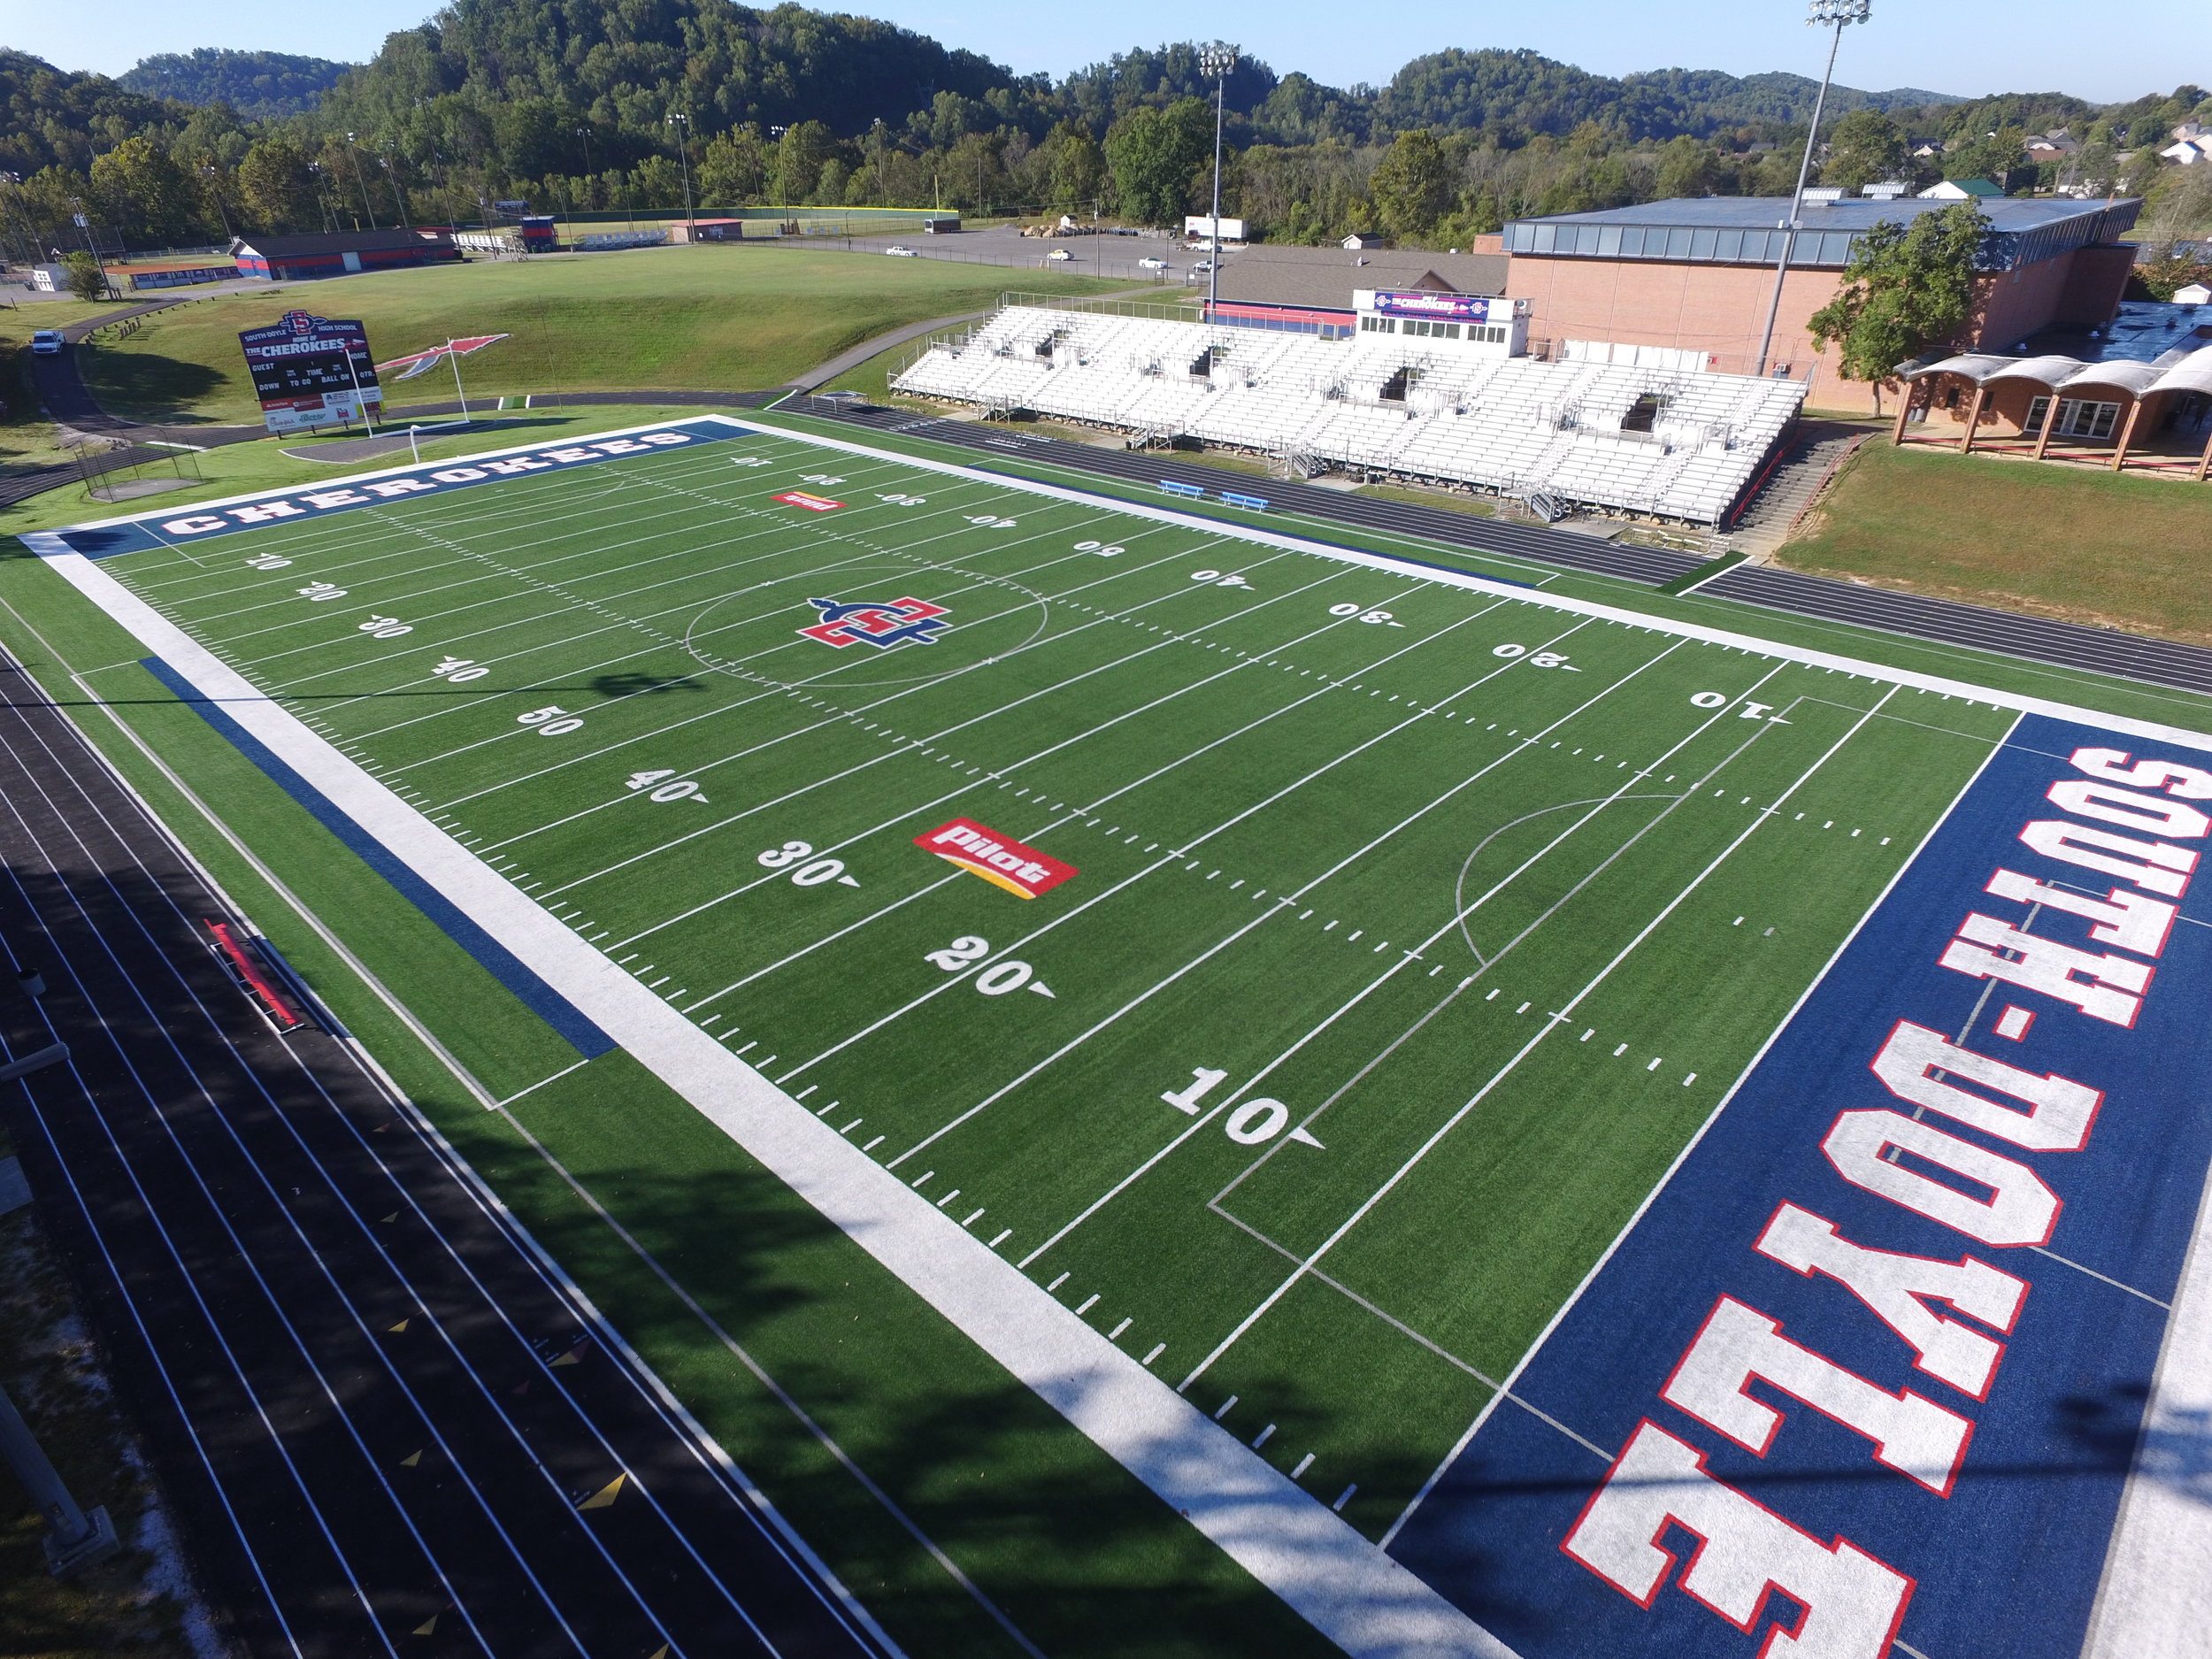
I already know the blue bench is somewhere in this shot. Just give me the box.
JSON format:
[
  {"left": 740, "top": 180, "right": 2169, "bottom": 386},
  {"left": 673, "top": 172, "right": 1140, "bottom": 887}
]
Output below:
[
  {"left": 1219, "top": 491, "right": 1270, "bottom": 511},
  {"left": 1159, "top": 479, "right": 1205, "bottom": 499}
]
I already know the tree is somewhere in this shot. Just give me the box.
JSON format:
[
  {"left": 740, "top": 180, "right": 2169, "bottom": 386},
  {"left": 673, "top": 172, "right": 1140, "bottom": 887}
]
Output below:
[
  {"left": 772, "top": 121, "right": 837, "bottom": 204},
  {"left": 1044, "top": 120, "right": 1107, "bottom": 213},
  {"left": 89, "top": 135, "right": 204, "bottom": 247},
  {"left": 1102, "top": 100, "right": 1210, "bottom": 226},
  {"left": 1370, "top": 128, "right": 1454, "bottom": 240},
  {"left": 236, "top": 135, "right": 321, "bottom": 232},
  {"left": 1822, "top": 110, "right": 1908, "bottom": 191},
  {"left": 1941, "top": 126, "right": 2028, "bottom": 193},
  {"left": 696, "top": 125, "right": 770, "bottom": 205},
  {"left": 1808, "top": 203, "right": 1984, "bottom": 404},
  {"left": 1655, "top": 135, "right": 1717, "bottom": 198},
  {"left": 62, "top": 250, "right": 108, "bottom": 301}
]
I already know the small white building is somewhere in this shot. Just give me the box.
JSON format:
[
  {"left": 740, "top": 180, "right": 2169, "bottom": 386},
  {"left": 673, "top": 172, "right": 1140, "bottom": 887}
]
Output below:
[
  {"left": 1352, "top": 288, "right": 1530, "bottom": 356},
  {"left": 2161, "top": 138, "right": 2212, "bottom": 165},
  {"left": 2174, "top": 282, "right": 2211, "bottom": 304},
  {"left": 1918, "top": 178, "right": 2006, "bottom": 200}
]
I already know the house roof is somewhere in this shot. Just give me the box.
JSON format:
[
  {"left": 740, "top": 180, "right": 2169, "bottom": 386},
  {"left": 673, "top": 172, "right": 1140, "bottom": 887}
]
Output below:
[
  {"left": 1212, "top": 243, "right": 1509, "bottom": 312},
  {"left": 229, "top": 229, "right": 454, "bottom": 258},
  {"left": 1921, "top": 178, "right": 2006, "bottom": 198}
]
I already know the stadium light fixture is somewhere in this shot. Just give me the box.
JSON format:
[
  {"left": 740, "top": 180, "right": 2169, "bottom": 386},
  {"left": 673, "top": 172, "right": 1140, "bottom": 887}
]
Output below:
[
  {"left": 667, "top": 112, "right": 696, "bottom": 231},
  {"left": 1753, "top": 0, "right": 1872, "bottom": 378},
  {"left": 1198, "top": 43, "right": 1238, "bottom": 325}
]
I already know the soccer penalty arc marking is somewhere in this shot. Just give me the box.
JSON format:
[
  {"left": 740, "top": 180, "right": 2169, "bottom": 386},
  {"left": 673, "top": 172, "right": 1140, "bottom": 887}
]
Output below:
[{"left": 26, "top": 414, "right": 2212, "bottom": 1659}]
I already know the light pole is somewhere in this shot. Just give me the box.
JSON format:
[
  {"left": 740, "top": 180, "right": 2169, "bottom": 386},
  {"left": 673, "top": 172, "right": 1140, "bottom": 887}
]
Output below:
[
  {"left": 379, "top": 151, "right": 411, "bottom": 232},
  {"left": 199, "top": 161, "right": 234, "bottom": 240},
  {"left": 667, "top": 113, "right": 695, "bottom": 232},
  {"left": 344, "top": 133, "right": 379, "bottom": 230},
  {"left": 1199, "top": 43, "right": 1238, "bottom": 325},
  {"left": 1755, "top": 0, "right": 1870, "bottom": 377}
]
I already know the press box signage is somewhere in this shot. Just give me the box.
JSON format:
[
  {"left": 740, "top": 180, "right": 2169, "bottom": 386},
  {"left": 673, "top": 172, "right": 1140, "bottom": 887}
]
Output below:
[
  {"left": 238, "top": 310, "right": 382, "bottom": 434},
  {"left": 1366, "top": 290, "right": 1509, "bottom": 323}
]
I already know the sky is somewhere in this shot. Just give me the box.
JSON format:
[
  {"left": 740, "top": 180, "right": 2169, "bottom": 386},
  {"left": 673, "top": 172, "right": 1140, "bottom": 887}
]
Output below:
[{"left": 0, "top": 0, "right": 2200, "bottom": 105}]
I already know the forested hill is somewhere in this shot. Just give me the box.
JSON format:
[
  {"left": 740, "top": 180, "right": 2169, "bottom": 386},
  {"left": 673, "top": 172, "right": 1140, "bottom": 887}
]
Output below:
[
  {"left": 319, "top": 0, "right": 1021, "bottom": 146},
  {"left": 119, "top": 50, "right": 355, "bottom": 119},
  {"left": 4, "top": 0, "right": 2203, "bottom": 259}
]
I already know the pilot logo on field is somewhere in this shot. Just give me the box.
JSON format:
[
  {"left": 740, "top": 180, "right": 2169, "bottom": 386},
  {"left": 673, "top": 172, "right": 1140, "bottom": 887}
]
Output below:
[
  {"left": 798, "top": 595, "right": 951, "bottom": 649},
  {"left": 916, "top": 818, "right": 1077, "bottom": 900}
]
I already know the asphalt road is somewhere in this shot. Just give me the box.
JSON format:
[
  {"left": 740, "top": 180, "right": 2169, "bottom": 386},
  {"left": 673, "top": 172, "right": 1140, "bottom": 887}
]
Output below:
[{"left": 0, "top": 642, "right": 887, "bottom": 1659}]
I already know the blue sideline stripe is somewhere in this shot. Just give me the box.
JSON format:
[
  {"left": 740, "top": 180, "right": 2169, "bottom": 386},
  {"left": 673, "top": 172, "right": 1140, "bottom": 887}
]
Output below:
[
  {"left": 58, "top": 419, "right": 741, "bottom": 558},
  {"left": 1386, "top": 712, "right": 2212, "bottom": 1659},
  {"left": 143, "top": 657, "right": 617, "bottom": 1060}
]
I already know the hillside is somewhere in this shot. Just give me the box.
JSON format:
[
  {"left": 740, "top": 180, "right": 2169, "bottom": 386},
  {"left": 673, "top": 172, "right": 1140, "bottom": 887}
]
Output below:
[{"left": 118, "top": 49, "right": 354, "bottom": 118}]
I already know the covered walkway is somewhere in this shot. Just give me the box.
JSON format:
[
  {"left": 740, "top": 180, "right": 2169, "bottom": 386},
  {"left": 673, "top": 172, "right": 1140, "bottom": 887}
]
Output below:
[{"left": 1893, "top": 345, "right": 2212, "bottom": 480}]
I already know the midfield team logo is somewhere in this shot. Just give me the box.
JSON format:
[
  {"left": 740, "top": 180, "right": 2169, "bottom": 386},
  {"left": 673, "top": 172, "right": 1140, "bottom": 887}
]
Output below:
[
  {"left": 916, "top": 818, "right": 1078, "bottom": 900},
  {"left": 798, "top": 595, "right": 952, "bottom": 649}
]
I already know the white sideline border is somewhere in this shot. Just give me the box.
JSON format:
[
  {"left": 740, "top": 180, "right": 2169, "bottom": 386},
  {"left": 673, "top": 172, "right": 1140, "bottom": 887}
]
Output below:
[{"left": 29, "top": 411, "right": 2212, "bottom": 1658}]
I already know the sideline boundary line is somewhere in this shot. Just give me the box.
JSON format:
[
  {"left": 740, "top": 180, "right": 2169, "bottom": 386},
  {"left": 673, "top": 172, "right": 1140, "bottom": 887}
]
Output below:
[
  {"left": 29, "top": 526, "right": 1518, "bottom": 1659},
  {"left": 33, "top": 412, "right": 2212, "bottom": 1655}
]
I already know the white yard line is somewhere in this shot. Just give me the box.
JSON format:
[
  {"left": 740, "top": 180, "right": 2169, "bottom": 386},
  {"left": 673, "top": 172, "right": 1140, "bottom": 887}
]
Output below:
[
  {"left": 1176, "top": 687, "right": 1902, "bottom": 1396},
  {"left": 31, "top": 532, "right": 1515, "bottom": 1659},
  {"left": 47, "top": 412, "right": 2212, "bottom": 1655},
  {"left": 1024, "top": 659, "right": 1790, "bottom": 1271}
]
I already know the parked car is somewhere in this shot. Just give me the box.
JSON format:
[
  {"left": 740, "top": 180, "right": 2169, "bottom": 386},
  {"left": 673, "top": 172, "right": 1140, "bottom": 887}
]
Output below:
[
  {"left": 1048, "top": 248, "right": 1073, "bottom": 261},
  {"left": 29, "top": 329, "right": 64, "bottom": 356},
  {"left": 1137, "top": 256, "right": 1168, "bottom": 270},
  {"left": 883, "top": 244, "right": 918, "bottom": 257},
  {"left": 1191, "top": 260, "right": 1216, "bottom": 273}
]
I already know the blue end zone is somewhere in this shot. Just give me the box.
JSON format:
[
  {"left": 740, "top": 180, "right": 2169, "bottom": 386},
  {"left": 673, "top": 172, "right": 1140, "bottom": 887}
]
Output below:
[
  {"left": 50, "top": 419, "right": 741, "bottom": 558},
  {"left": 1388, "top": 712, "right": 2212, "bottom": 1657},
  {"left": 142, "top": 657, "right": 618, "bottom": 1062}
]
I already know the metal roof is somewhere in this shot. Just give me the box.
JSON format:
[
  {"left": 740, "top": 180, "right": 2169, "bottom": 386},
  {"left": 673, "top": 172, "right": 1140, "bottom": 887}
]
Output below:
[
  {"left": 1502, "top": 196, "right": 2139, "bottom": 272},
  {"left": 228, "top": 230, "right": 455, "bottom": 258},
  {"left": 1903, "top": 344, "right": 2212, "bottom": 401},
  {"left": 1212, "top": 243, "right": 1509, "bottom": 313}
]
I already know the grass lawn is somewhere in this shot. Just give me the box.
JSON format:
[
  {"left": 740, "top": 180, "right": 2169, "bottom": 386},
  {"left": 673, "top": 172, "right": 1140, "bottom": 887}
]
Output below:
[
  {"left": 1778, "top": 438, "right": 2212, "bottom": 643},
  {"left": 3, "top": 305, "right": 120, "bottom": 472},
  {"left": 76, "top": 248, "right": 1127, "bottom": 426}
]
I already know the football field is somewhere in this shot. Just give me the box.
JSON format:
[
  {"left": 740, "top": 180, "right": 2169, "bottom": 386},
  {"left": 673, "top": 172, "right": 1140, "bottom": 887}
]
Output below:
[{"left": 29, "top": 415, "right": 2212, "bottom": 1659}]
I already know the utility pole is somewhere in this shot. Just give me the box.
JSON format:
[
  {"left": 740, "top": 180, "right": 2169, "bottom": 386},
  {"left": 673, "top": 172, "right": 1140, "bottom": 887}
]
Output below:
[
  {"left": 1755, "top": 0, "right": 1871, "bottom": 378},
  {"left": 1199, "top": 43, "right": 1239, "bottom": 326}
]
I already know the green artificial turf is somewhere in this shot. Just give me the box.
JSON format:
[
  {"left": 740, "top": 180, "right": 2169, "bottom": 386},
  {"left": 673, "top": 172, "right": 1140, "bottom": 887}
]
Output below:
[
  {"left": 74, "top": 250, "right": 1129, "bottom": 426},
  {"left": 9, "top": 413, "right": 2207, "bottom": 1651},
  {"left": 62, "top": 423, "right": 2017, "bottom": 1530}
]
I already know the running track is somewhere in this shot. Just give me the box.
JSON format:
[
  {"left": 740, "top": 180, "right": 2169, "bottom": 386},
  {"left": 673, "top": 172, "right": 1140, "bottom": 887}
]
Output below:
[
  {"left": 0, "top": 643, "right": 887, "bottom": 1659},
  {"left": 809, "top": 403, "right": 2212, "bottom": 699}
]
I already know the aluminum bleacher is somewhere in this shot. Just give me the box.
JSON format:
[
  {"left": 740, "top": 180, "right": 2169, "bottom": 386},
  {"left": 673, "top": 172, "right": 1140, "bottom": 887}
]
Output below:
[{"left": 895, "top": 305, "right": 1808, "bottom": 526}]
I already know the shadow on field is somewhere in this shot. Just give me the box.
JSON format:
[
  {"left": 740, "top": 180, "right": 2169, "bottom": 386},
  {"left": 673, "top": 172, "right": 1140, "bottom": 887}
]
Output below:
[{"left": 503, "top": 1135, "right": 1433, "bottom": 1659}]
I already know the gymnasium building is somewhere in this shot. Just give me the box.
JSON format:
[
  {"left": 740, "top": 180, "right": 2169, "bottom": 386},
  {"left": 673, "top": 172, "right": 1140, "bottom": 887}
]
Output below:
[{"left": 1496, "top": 194, "right": 2142, "bottom": 412}]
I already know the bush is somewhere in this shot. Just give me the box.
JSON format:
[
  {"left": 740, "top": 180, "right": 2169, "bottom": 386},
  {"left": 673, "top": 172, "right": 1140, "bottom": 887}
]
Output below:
[
  {"left": 62, "top": 251, "right": 110, "bottom": 303},
  {"left": 2133, "top": 256, "right": 2212, "bottom": 301}
]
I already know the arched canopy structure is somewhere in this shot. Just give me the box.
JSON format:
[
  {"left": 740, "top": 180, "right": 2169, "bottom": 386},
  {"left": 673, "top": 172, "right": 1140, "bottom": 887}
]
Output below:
[{"left": 1894, "top": 344, "right": 2212, "bottom": 477}]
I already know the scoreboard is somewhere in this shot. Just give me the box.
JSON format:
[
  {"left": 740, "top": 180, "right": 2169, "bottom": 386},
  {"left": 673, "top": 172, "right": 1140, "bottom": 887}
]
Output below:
[{"left": 238, "top": 311, "right": 383, "bottom": 433}]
